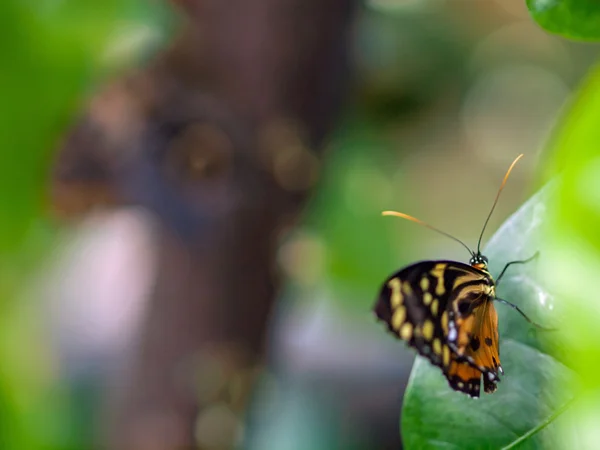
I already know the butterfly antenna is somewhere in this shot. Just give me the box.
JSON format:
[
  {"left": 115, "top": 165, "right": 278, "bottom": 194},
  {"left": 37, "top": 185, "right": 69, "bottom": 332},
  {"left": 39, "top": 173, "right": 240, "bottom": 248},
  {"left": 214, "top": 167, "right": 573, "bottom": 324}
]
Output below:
[
  {"left": 476, "top": 154, "right": 524, "bottom": 255},
  {"left": 382, "top": 211, "right": 474, "bottom": 257}
]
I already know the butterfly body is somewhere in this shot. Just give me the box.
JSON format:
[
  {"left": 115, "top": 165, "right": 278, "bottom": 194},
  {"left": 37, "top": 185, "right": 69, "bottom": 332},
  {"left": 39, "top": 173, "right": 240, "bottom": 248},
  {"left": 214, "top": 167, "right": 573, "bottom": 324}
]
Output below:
[
  {"left": 374, "top": 155, "right": 547, "bottom": 397},
  {"left": 374, "top": 258, "right": 502, "bottom": 398}
]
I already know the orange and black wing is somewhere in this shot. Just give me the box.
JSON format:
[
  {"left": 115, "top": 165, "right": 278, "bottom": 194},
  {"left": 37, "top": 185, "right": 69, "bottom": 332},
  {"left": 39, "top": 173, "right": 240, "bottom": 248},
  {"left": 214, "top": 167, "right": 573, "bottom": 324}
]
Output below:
[
  {"left": 452, "top": 299, "right": 502, "bottom": 395},
  {"left": 374, "top": 260, "right": 502, "bottom": 397}
]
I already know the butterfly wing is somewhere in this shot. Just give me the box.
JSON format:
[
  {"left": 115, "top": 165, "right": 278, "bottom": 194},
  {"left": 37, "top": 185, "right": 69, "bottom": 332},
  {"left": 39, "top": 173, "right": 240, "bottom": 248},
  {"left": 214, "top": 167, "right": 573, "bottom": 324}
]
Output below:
[
  {"left": 464, "top": 299, "right": 502, "bottom": 392},
  {"left": 374, "top": 260, "right": 501, "bottom": 397},
  {"left": 446, "top": 361, "right": 483, "bottom": 396},
  {"left": 444, "top": 300, "right": 501, "bottom": 396}
]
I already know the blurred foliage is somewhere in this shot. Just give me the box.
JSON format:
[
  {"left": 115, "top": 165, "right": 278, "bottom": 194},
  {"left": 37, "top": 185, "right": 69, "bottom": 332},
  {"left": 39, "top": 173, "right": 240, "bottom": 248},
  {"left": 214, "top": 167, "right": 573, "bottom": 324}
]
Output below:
[
  {"left": 402, "top": 183, "right": 574, "bottom": 449},
  {"left": 303, "top": 7, "right": 473, "bottom": 312},
  {"left": 542, "top": 63, "right": 600, "bottom": 182},
  {"left": 527, "top": 0, "right": 600, "bottom": 40},
  {"left": 525, "top": 1, "right": 600, "bottom": 444},
  {"left": 353, "top": 9, "right": 468, "bottom": 124},
  {"left": 0, "top": 0, "right": 171, "bottom": 254},
  {"left": 285, "top": 2, "right": 600, "bottom": 446},
  {"left": 401, "top": 2, "right": 600, "bottom": 446},
  {"left": 0, "top": 1, "right": 172, "bottom": 449},
  {"left": 4, "top": 0, "right": 600, "bottom": 449},
  {"left": 304, "top": 118, "right": 400, "bottom": 304},
  {"left": 539, "top": 61, "right": 600, "bottom": 449}
]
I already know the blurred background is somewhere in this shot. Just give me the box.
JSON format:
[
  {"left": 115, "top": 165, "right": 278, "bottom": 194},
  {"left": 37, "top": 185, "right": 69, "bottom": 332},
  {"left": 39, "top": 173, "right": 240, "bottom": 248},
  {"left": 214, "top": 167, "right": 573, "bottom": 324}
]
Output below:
[{"left": 1, "top": 0, "right": 598, "bottom": 449}]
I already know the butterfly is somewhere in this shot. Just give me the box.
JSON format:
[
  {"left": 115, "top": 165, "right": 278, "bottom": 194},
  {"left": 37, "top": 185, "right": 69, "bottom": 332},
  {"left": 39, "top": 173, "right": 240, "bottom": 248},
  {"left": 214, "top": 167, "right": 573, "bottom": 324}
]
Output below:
[{"left": 373, "top": 154, "right": 547, "bottom": 398}]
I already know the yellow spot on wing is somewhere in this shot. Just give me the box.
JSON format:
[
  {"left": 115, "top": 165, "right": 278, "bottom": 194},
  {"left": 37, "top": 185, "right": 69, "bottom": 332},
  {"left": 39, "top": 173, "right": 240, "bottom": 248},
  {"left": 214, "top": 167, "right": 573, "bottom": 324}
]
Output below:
[
  {"left": 420, "top": 277, "right": 429, "bottom": 291},
  {"left": 430, "top": 263, "right": 447, "bottom": 295},
  {"left": 392, "top": 306, "right": 406, "bottom": 330},
  {"left": 443, "top": 345, "right": 451, "bottom": 367},
  {"left": 431, "top": 299, "right": 439, "bottom": 316},
  {"left": 402, "top": 282, "right": 413, "bottom": 296},
  {"left": 453, "top": 274, "right": 477, "bottom": 290},
  {"left": 433, "top": 338, "right": 442, "bottom": 355},
  {"left": 400, "top": 323, "right": 413, "bottom": 340},
  {"left": 422, "top": 320, "right": 434, "bottom": 340},
  {"left": 441, "top": 312, "right": 449, "bottom": 332},
  {"left": 436, "top": 282, "right": 445, "bottom": 295},
  {"left": 423, "top": 292, "right": 433, "bottom": 306},
  {"left": 387, "top": 278, "right": 403, "bottom": 307},
  {"left": 431, "top": 263, "right": 446, "bottom": 273}
]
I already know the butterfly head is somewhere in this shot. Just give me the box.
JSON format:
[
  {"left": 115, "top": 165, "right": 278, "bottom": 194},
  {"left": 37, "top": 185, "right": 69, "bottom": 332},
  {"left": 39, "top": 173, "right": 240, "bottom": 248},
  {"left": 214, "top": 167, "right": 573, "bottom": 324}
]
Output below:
[{"left": 469, "top": 253, "right": 488, "bottom": 271}]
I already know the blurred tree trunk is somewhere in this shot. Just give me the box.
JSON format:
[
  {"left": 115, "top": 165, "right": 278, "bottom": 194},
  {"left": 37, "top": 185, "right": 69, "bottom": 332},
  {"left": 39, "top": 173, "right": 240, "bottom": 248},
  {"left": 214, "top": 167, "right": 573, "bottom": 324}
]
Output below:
[{"left": 51, "top": 0, "right": 356, "bottom": 449}]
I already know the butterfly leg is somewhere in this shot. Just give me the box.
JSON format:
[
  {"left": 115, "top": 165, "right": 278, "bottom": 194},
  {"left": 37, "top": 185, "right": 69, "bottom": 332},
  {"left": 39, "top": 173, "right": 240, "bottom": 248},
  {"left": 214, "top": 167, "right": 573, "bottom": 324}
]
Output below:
[
  {"left": 494, "top": 297, "right": 555, "bottom": 331},
  {"left": 495, "top": 251, "right": 539, "bottom": 286}
]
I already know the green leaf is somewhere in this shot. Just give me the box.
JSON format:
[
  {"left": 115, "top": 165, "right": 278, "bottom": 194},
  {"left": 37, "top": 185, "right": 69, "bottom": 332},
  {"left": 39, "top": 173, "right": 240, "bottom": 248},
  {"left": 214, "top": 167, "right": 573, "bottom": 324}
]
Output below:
[
  {"left": 526, "top": 0, "right": 600, "bottom": 41},
  {"left": 401, "top": 183, "right": 575, "bottom": 449},
  {"left": 539, "top": 62, "right": 600, "bottom": 186},
  {"left": 539, "top": 58, "right": 600, "bottom": 450},
  {"left": 0, "top": 1, "right": 174, "bottom": 449},
  {"left": 0, "top": 0, "right": 172, "bottom": 254}
]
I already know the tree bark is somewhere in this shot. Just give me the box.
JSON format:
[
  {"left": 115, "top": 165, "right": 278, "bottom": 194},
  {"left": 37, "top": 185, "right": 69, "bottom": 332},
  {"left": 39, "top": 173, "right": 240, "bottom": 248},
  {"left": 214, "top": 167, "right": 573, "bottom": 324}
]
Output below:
[{"left": 51, "top": 1, "right": 356, "bottom": 449}]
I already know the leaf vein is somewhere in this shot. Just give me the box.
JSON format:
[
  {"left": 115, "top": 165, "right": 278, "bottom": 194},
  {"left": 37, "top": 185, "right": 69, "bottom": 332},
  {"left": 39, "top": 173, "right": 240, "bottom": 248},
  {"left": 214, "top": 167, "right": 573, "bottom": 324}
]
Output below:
[{"left": 500, "top": 397, "right": 574, "bottom": 450}]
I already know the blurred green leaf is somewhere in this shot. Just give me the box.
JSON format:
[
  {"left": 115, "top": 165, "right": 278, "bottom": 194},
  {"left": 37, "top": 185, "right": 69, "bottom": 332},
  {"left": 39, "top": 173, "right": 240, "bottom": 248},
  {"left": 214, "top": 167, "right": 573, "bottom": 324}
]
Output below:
[
  {"left": 526, "top": 0, "right": 600, "bottom": 41},
  {"left": 0, "top": 0, "right": 171, "bottom": 254},
  {"left": 539, "top": 59, "right": 600, "bottom": 449},
  {"left": 540, "top": 62, "right": 600, "bottom": 185},
  {"left": 305, "top": 118, "right": 405, "bottom": 308},
  {"left": 0, "top": 1, "right": 173, "bottom": 449},
  {"left": 401, "top": 183, "right": 575, "bottom": 449}
]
